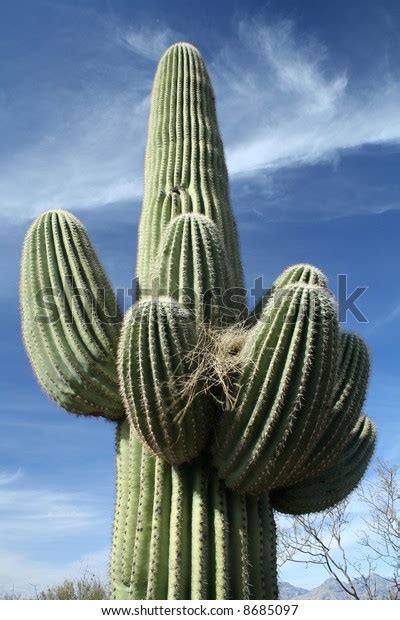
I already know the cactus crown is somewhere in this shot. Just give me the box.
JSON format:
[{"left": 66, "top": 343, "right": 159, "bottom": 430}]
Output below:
[{"left": 20, "top": 42, "right": 375, "bottom": 600}]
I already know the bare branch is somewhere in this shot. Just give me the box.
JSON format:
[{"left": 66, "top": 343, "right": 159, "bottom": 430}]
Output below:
[{"left": 277, "top": 459, "right": 399, "bottom": 600}]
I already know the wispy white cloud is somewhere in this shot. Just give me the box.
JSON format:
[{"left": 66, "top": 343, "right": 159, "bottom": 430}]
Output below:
[
  {"left": 2, "top": 17, "right": 400, "bottom": 223},
  {"left": 120, "top": 25, "right": 180, "bottom": 61},
  {"left": 0, "top": 467, "right": 110, "bottom": 594},
  {"left": 0, "top": 21, "right": 184, "bottom": 225},
  {"left": 0, "top": 479, "right": 106, "bottom": 538},
  {"left": 214, "top": 19, "right": 400, "bottom": 175},
  {"left": 0, "top": 469, "right": 23, "bottom": 486},
  {"left": 369, "top": 299, "right": 400, "bottom": 331},
  {"left": 0, "top": 90, "right": 147, "bottom": 223}
]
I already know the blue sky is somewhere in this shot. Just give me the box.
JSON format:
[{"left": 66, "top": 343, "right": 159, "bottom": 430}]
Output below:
[{"left": 0, "top": 0, "right": 399, "bottom": 595}]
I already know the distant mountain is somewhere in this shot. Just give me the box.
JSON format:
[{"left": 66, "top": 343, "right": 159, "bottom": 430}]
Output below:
[
  {"left": 279, "top": 573, "right": 397, "bottom": 600},
  {"left": 278, "top": 582, "right": 309, "bottom": 599},
  {"left": 292, "top": 578, "right": 349, "bottom": 600}
]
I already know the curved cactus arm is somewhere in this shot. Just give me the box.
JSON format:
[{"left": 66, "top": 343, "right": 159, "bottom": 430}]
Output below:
[
  {"left": 20, "top": 209, "right": 123, "bottom": 419},
  {"left": 110, "top": 421, "right": 278, "bottom": 600},
  {"left": 270, "top": 415, "right": 376, "bottom": 514},
  {"left": 273, "top": 263, "right": 329, "bottom": 290},
  {"left": 214, "top": 278, "right": 339, "bottom": 494},
  {"left": 154, "top": 212, "right": 245, "bottom": 325},
  {"left": 136, "top": 42, "right": 244, "bottom": 298},
  {"left": 118, "top": 297, "right": 212, "bottom": 464},
  {"left": 247, "top": 263, "right": 329, "bottom": 327},
  {"left": 283, "top": 331, "right": 370, "bottom": 486}
]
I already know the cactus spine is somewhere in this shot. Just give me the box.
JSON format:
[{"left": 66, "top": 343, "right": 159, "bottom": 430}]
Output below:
[{"left": 20, "top": 42, "right": 375, "bottom": 600}]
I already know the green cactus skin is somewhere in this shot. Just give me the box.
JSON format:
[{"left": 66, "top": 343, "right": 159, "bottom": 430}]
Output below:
[
  {"left": 20, "top": 41, "right": 376, "bottom": 601},
  {"left": 281, "top": 331, "right": 370, "bottom": 486},
  {"left": 154, "top": 213, "right": 234, "bottom": 325},
  {"left": 214, "top": 282, "right": 339, "bottom": 494},
  {"left": 118, "top": 298, "right": 212, "bottom": 464},
  {"left": 248, "top": 263, "right": 328, "bottom": 326},
  {"left": 272, "top": 263, "right": 329, "bottom": 289},
  {"left": 20, "top": 210, "right": 123, "bottom": 419},
  {"left": 136, "top": 42, "right": 244, "bottom": 298},
  {"left": 270, "top": 415, "right": 376, "bottom": 514},
  {"left": 111, "top": 420, "right": 277, "bottom": 600}
]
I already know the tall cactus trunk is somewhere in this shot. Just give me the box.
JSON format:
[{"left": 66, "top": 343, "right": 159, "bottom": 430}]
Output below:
[{"left": 111, "top": 420, "right": 278, "bottom": 600}]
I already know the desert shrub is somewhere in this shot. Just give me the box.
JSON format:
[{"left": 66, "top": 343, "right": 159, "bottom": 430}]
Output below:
[{"left": 37, "top": 573, "right": 108, "bottom": 600}]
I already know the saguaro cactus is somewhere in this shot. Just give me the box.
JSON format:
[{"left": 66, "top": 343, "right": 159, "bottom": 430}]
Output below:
[{"left": 20, "top": 42, "right": 376, "bottom": 600}]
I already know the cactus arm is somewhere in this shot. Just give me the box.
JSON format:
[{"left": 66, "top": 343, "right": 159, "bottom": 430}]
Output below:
[
  {"left": 269, "top": 330, "right": 373, "bottom": 514},
  {"left": 246, "top": 263, "right": 329, "bottom": 327},
  {"left": 20, "top": 210, "right": 123, "bottom": 419},
  {"left": 272, "top": 263, "right": 329, "bottom": 289},
  {"left": 214, "top": 281, "right": 339, "bottom": 494},
  {"left": 271, "top": 415, "right": 376, "bottom": 514},
  {"left": 118, "top": 298, "right": 212, "bottom": 464},
  {"left": 284, "top": 331, "right": 370, "bottom": 485},
  {"left": 213, "top": 265, "right": 374, "bottom": 506},
  {"left": 154, "top": 213, "right": 238, "bottom": 324}
]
